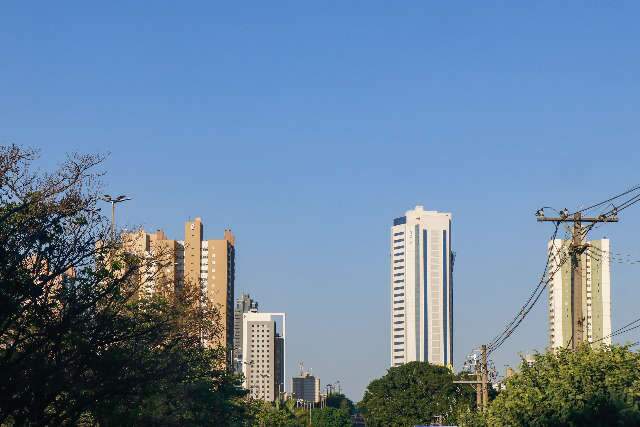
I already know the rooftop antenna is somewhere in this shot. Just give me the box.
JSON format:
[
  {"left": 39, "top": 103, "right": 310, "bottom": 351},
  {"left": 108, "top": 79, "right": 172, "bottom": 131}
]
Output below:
[{"left": 299, "top": 361, "right": 304, "bottom": 376}]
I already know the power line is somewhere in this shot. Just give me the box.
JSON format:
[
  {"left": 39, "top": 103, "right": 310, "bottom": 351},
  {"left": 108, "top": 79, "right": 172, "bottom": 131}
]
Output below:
[
  {"left": 488, "top": 250, "right": 571, "bottom": 355},
  {"left": 586, "top": 248, "right": 640, "bottom": 265},
  {"left": 485, "top": 223, "right": 563, "bottom": 353},
  {"left": 471, "top": 185, "right": 640, "bottom": 363},
  {"left": 591, "top": 317, "right": 640, "bottom": 345},
  {"left": 488, "top": 240, "right": 572, "bottom": 354},
  {"left": 581, "top": 190, "right": 640, "bottom": 237},
  {"left": 572, "top": 184, "right": 640, "bottom": 215}
]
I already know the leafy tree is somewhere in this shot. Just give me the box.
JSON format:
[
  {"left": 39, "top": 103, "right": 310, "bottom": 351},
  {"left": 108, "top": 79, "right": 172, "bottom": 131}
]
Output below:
[
  {"left": 0, "top": 145, "right": 247, "bottom": 425},
  {"left": 487, "top": 344, "right": 640, "bottom": 426},
  {"left": 325, "top": 393, "right": 355, "bottom": 416},
  {"left": 310, "top": 407, "right": 352, "bottom": 427},
  {"left": 249, "top": 400, "right": 300, "bottom": 426},
  {"left": 358, "top": 361, "right": 475, "bottom": 427},
  {"left": 456, "top": 406, "right": 488, "bottom": 427}
]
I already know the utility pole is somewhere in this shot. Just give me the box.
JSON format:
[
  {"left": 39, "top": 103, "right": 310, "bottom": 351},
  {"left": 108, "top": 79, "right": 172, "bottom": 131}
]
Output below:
[
  {"left": 475, "top": 365, "right": 482, "bottom": 410},
  {"left": 454, "top": 346, "right": 490, "bottom": 411},
  {"left": 481, "top": 345, "right": 488, "bottom": 412},
  {"left": 536, "top": 209, "right": 618, "bottom": 349}
]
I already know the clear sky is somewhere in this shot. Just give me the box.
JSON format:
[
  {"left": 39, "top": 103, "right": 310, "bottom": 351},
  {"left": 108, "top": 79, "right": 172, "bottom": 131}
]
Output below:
[{"left": 2, "top": 1, "right": 640, "bottom": 399}]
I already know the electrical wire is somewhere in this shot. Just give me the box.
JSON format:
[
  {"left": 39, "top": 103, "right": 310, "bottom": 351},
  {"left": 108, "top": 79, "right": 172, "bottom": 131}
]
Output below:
[
  {"left": 488, "top": 250, "right": 571, "bottom": 355},
  {"left": 587, "top": 248, "right": 640, "bottom": 265},
  {"left": 571, "top": 184, "right": 640, "bottom": 215},
  {"left": 591, "top": 317, "right": 640, "bottom": 345},
  {"left": 474, "top": 185, "right": 640, "bottom": 360},
  {"left": 488, "top": 240, "right": 571, "bottom": 354},
  {"left": 484, "top": 222, "right": 562, "bottom": 353}
]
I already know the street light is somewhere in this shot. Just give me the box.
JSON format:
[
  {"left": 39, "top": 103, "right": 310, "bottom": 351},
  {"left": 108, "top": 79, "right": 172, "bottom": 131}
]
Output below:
[{"left": 100, "top": 194, "right": 131, "bottom": 237}]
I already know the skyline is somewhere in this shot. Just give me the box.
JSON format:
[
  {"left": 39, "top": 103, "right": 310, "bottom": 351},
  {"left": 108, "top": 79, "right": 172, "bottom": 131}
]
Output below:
[{"left": 4, "top": 2, "right": 640, "bottom": 399}]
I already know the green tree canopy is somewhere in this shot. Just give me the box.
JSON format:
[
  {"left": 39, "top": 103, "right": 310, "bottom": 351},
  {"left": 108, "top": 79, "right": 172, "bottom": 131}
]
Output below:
[
  {"left": 311, "top": 407, "right": 352, "bottom": 427},
  {"left": 250, "top": 401, "right": 299, "bottom": 427},
  {"left": 358, "top": 361, "right": 475, "bottom": 427},
  {"left": 325, "top": 393, "right": 355, "bottom": 416},
  {"left": 488, "top": 344, "right": 640, "bottom": 426}
]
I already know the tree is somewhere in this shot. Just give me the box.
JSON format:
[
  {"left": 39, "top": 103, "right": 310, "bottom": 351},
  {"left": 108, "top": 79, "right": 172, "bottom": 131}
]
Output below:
[
  {"left": 311, "top": 407, "right": 352, "bottom": 427},
  {"left": 487, "top": 344, "right": 640, "bottom": 426},
  {"left": 325, "top": 393, "right": 355, "bottom": 416},
  {"left": 358, "top": 361, "right": 475, "bottom": 427},
  {"left": 249, "top": 400, "right": 300, "bottom": 426},
  {"left": 0, "top": 145, "right": 247, "bottom": 425}
]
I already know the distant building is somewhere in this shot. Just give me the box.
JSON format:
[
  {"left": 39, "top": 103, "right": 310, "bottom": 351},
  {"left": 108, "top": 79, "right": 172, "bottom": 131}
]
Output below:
[
  {"left": 292, "top": 372, "right": 320, "bottom": 403},
  {"left": 548, "top": 238, "right": 611, "bottom": 348},
  {"left": 242, "top": 312, "right": 286, "bottom": 401},
  {"left": 274, "top": 333, "right": 285, "bottom": 396},
  {"left": 233, "top": 294, "right": 258, "bottom": 372},
  {"left": 121, "top": 217, "right": 235, "bottom": 361},
  {"left": 390, "top": 205, "right": 454, "bottom": 368}
]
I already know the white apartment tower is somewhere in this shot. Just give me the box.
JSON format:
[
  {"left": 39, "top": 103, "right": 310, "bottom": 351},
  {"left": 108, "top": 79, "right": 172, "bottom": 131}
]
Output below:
[
  {"left": 242, "top": 312, "right": 286, "bottom": 401},
  {"left": 548, "top": 238, "right": 611, "bottom": 348},
  {"left": 390, "top": 205, "right": 453, "bottom": 367}
]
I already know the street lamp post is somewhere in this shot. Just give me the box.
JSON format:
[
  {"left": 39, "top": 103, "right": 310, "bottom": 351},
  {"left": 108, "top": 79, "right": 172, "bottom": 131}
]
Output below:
[{"left": 100, "top": 194, "right": 131, "bottom": 237}]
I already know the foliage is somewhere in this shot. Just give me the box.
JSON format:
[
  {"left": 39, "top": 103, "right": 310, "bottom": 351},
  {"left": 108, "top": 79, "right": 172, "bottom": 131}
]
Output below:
[
  {"left": 325, "top": 393, "right": 355, "bottom": 416},
  {"left": 248, "top": 399, "right": 353, "bottom": 427},
  {"left": 456, "top": 406, "right": 488, "bottom": 427},
  {"left": 310, "top": 407, "right": 352, "bottom": 427},
  {"left": 248, "top": 399, "right": 304, "bottom": 427},
  {"left": 358, "top": 361, "right": 475, "bottom": 427},
  {"left": 0, "top": 145, "right": 247, "bottom": 425},
  {"left": 487, "top": 344, "right": 640, "bottom": 426}
]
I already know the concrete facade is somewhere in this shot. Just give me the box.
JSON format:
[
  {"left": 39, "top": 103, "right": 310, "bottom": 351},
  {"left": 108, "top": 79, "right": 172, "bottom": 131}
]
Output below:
[
  {"left": 390, "top": 205, "right": 454, "bottom": 368},
  {"left": 122, "top": 218, "right": 236, "bottom": 361},
  {"left": 233, "top": 294, "right": 259, "bottom": 372},
  {"left": 548, "top": 238, "right": 611, "bottom": 348},
  {"left": 292, "top": 373, "right": 321, "bottom": 403},
  {"left": 242, "top": 312, "right": 286, "bottom": 401}
]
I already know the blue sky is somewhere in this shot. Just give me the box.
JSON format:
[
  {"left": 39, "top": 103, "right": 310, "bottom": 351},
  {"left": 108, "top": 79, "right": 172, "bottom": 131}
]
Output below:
[{"left": 2, "top": 1, "right": 640, "bottom": 399}]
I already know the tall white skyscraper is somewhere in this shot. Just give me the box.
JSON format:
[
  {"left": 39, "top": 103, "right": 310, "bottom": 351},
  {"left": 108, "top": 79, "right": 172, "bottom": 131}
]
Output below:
[
  {"left": 390, "top": 205, "right": 453, "bottom": 368},
  {"left": 548, "top": 238, "right": 611, "bottom": 349}
]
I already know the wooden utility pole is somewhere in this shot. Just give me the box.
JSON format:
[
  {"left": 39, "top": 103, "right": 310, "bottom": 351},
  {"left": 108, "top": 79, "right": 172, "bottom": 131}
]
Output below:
[
  {"left": 454, "top": 346, "right": 490, "bottom": 411},
  {"left": 537, "top": 209, "right": 618, "bottom": 349},
  {"left": 481, "top": 345, "right": 488, "bottom": 412},
  {"left": 476, "top": 366, "right": 482, "bottom": 409},
  {"left": 571, "top": 213, "right": 585, "bottom": 347}
]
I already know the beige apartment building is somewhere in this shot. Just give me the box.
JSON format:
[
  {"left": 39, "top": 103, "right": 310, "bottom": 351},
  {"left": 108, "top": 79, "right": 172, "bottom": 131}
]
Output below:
[{"left": 122, "top": 217, "right": 236, "bottom": 360}]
